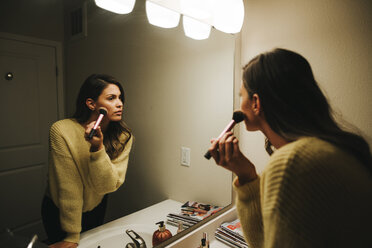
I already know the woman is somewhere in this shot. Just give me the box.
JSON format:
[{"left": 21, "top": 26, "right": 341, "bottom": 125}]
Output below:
[
  {"left": 41, "top": 74, "right": 133, "bottom": 248},
  {"left": 209, "top": 48, "right": 372, "bottom": 248}
]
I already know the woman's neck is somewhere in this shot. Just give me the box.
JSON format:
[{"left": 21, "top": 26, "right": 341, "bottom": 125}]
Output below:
[{"left": 260, "top": 121, "right": 288, "bottom": 149}]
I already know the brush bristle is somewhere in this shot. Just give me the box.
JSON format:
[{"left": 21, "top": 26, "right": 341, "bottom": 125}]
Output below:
[
  {"left": 232, "top": 111, "right": 245, "bottom": 123},
  {"left": 99, "top": 107, "right": 108, "bottom": 115}
]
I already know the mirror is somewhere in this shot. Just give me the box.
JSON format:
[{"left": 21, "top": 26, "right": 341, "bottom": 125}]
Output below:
[{"left": 0, "top": 0, "right": 236, "bottom": 244}]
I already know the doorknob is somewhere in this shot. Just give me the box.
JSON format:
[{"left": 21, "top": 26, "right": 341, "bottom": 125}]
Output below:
[{"left": 5, "top": 72, "right": 13, "bottom": 81}]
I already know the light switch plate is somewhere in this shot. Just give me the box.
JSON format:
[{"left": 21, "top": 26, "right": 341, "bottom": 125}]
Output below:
[{"left": 181, "top": 147, "right": 190, "bottom": 166}]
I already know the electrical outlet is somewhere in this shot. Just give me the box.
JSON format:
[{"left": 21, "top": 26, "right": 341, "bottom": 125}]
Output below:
[{"left": 181, "top": 147, "right": 190, "bottom": 167}]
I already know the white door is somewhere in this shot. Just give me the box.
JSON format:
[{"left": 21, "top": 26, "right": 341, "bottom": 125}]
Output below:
[{"left": 0, "top": 37, "right": 59, "bottom": 239}]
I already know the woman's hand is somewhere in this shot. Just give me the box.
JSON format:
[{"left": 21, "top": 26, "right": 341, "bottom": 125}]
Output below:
[
  {"left": 49, "top": 241, "right": 78, "bottom": 248},
  {"left": 208, "top": 131, "right": 258, "bottom": 185},
  {"left": 85, "top": 121, "right": 104, "bottom": 152}
]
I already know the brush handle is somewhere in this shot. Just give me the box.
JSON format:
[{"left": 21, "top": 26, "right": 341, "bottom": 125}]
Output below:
[
  {"left": 204, "top": 151, "right": 212, "bottom": 160},
  {"left": 204, "top": 120, "right": 235, "bottom": 160},
  {"left": 88, "top": 129, "right": 96, "bottom": 140}
]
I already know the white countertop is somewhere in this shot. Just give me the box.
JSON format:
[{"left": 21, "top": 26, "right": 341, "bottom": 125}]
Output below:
[
  {"left": 80, "top": 199, "right": 184, "bottom": 239},
  {"left": 80, "top": 199, "right": 232, "bottom": 247}
]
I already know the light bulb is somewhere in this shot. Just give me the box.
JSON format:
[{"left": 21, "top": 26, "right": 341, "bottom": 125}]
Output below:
[
  {"left": 183, "top": 16, "right": 211, "bottom": 40},
  {"left": 146, "top": 1, "right": 180, "bottom": 28},
  {"left": 212, "top": 0, "right": 244, "bottom": 34},
  {"left": 95, "top": 0, "right": 136, "bottom": 14}
]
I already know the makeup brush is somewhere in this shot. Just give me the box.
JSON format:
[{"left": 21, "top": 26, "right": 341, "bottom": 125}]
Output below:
[{"left": 204, "top": 111, "right": 245, "bottom": 160}]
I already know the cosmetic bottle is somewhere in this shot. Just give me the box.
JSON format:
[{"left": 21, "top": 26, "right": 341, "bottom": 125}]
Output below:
[
  {"left": 152, "top": 221, "right": 173, "bottom": 246},
  {"left": 177, "top": 221, "right": 184, "bottom": 234},
  {"left": 200, "top": 232, "right": 209, "bottom": 248}
]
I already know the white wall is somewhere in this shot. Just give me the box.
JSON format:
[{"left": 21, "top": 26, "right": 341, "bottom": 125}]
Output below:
[
  {"left": 64, "top": 0, "right": 235, "bottom": 221},
  {"left": 239, "top": 0, "right": 372, "bottom": 174}
]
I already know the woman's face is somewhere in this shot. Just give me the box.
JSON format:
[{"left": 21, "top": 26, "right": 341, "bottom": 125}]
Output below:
[
  {"left": 94, "top": 84, "right": 123, "bottom": 122},
  {"left": 240, "top": 83, "right": 260, "bottom": 131}
]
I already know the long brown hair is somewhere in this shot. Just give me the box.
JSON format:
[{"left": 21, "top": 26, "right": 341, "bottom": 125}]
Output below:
[
  {"left": 243, "top": 48, "right": 372, "bottom": 171},
  {"left": 73, "top": 74, "right": 132, "bottom": 159}
]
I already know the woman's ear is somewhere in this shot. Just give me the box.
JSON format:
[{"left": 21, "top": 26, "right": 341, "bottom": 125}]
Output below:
[
  {"left": 252, "top": 93, "right": 262, "bottom": 115},
  {"left": 85, "top": 98, "right": 96, "bottom": 111}
]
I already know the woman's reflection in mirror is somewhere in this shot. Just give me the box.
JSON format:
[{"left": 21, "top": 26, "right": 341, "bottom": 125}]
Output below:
[
  {"left": 41, "top": 74, "right": 133, "bottom": 248},
  {"left": 208, "top": 48, "right": 372, "bottom": 248}
]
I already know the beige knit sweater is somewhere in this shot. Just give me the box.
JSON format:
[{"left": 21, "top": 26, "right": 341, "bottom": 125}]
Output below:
[
  {"left": 47, "top": 118, "right": 133, "bottom": 243},
  {"left": 234, "top": 137, "right": 372, "bottom": 248}
]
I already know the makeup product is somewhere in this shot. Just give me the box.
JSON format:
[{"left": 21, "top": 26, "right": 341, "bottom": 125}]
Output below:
[
  {"left": 88, "top": 107, "right": 107, "bottom": 139},
  {"left": 177, "top": 221, "right": 184, "bottom": 234},
  {"left": 200, "top": 232, "right": 209, "bottom": 248},
  {"left": 152, "top": 221, "right": 173, "bottom": 246}
]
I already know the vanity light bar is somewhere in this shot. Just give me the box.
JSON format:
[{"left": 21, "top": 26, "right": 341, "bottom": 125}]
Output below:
[{"left": 94, "top": 0, "right": 245, "bottom": 40}]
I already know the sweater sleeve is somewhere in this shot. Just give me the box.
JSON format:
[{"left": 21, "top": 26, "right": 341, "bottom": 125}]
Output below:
[
  {"left": 87, "top": 135, "right": 133, "bottom": 194},
  {"left": 233, "top": 177, "right": 264, "bottom": 248},
  {"left": 49, "top": 123, "right": 83, "bottom": 243}
]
